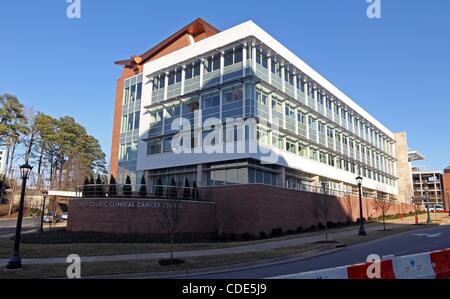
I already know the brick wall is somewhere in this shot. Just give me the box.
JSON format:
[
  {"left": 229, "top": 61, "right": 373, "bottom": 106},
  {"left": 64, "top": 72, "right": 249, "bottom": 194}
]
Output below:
[{"left": 68, "top": 184, "right": 418, "bottom": 235}]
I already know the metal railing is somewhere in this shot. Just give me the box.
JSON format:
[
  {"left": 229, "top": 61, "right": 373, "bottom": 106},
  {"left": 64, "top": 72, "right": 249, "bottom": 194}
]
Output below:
[{"left": 76, "top": 184, "right": 200, "bottom": 201}]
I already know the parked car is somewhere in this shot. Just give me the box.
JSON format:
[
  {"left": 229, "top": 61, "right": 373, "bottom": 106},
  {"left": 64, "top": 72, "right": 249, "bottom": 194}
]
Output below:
[
  {"left": 61, "top": 212, "right": 68, "bottom": 220},
  {"left": 425, "top": 204, "right": 445, "bottom": 212},
  {"left": 43, "top": 213, "right": 62, "bottom": 223}
]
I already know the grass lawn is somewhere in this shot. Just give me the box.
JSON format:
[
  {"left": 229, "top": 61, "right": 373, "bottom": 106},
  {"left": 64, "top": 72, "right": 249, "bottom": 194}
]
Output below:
[{"left": 1, "top": 220, "right": 442, "bottom": 279}]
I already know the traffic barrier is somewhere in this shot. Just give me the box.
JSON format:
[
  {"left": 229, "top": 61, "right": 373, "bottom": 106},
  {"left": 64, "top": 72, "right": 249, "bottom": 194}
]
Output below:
[
  {"left": 392, "top": 252, "right": 436, "bottom": 279},
  {"left": 430, "top": 249, "right": 450, "bottom": 279},
  {"left": 270, "top": 248, "right": 450, "bottom": 279},
  {"left": 347, "top": 260, "right": 395, "bottom": 279}
]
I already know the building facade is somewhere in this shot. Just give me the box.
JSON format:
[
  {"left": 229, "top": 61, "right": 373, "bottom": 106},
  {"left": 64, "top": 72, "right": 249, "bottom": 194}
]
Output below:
[
  {"left": 412, "top": 167, "right": 445, "bottom": 205},
  {"left": 111, "top": 19, "right": 406, "bottom": 202}
]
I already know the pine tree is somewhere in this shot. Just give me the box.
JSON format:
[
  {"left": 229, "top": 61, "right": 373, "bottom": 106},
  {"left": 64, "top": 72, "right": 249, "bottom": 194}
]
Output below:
[
  {"left": 182, "top": 178, "right": 191, "bottom": 200},
  {"left": 155, "top": 177, "right": 163, "bottom": 198},
  {"left": 123, "top": 175, "right": 132, "bottom": 197},
  {"left": 139, "top": 175, "right": 147, "bottom": 197},
  {"left": 82, "top": 176, "right": 89, "bottom": 198},
  {"left": 96, "top": 174, "right": 104, "bottom": 197},
  {"left": 108, "top": 174, "right": 117, "bottom": 197},
  {"left": 168, "top": 177, "right": 178, "bottom": 199}
]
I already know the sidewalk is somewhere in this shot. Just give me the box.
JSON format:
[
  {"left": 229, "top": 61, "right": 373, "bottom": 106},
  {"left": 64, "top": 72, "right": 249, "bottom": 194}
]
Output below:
[{"left": 1, "top": 214, "right": 448, "bottom": 267}]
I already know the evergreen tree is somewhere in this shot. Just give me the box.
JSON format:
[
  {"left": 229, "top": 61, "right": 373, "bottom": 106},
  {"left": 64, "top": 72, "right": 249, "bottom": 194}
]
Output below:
[
  {"left": 155, "top": 177, "right": 163, "bottom": 198},
  {"left": 139, "top": 175, "right": 147, "bottom": 197},
  {"left": 123, "top": 175, "right": 132, "bottom": 197},
  {"left": 96, "top": 174, "right": 104, "bottom": 197},
  {"left": 168, "top": 177, "right": 178, "bottom": 199},
  {"left": 82, "top": 176, "right": 89, "bottom": 198},
  {"left": 182, "top": 178, "right": 191, "bottom": 200},
  {"left": 108, "top": 174, "right": 117, "bottom": 197},
  {"left": 192, "top": 181, "right": 199, "bottom": 201},
  {"left": 89, "top": 175, "right": 95, "bottom": 197}
]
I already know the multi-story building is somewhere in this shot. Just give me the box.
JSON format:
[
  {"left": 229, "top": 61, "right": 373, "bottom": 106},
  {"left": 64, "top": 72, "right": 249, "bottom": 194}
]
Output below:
[
  {"left": 412, "top": 167, "right": 444, "bottom": 205},
  {"left": 111, "top": 18, "right": 407, "bottom": 201}
]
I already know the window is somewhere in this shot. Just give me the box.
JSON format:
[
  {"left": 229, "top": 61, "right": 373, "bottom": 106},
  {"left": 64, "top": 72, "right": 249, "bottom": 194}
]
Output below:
[
  {"left": 234, "top": 46, "right": 243, "bottom": 63},
  {"left": 136, "top": 82, "right": 142, "bottom": 101},
  {"left": 150, "top": 110, "right": 163, "bottom": 123},
  {"left": 127, "top": 113, "right": 133, "bottom": 131},
  {"left": 309, "top": 148, "right": 317, "bottom": 160},
  {"left": 223, "top": 86, "right": 243, "bottom": 103},
  {"left": 297, "top": 112, "right": 305, "bottom": 124},
  {"left": 183, "top": 98, "right": 200, "bottom": 113},
  {"left": 320, "top": 152, "right": 327, "bottom": 164},
  {"left": 134, "top": 111, "right": 140, "bottom": 130},
  {"left": 308, "top": 116, "right": 316, "bottom": 128},
  {"left": 286, "top": 139, "right": 296, "bottom": 153},
  {"left": 202, "top": 92, "right": 220, "bottom": 109},
  {"left": 327, "top": 127, "right": 334, "bottom": 138},
  {"left": 298, "top": 144, "right": 307, "bottom": 157},
  {"left": 257, "top": 127, "right": 270, "bottom": 145},
  {"left": 166, "top": 105, "right": 180, "bottom": 118},
  {"left": 153, "top": 74, "right": 165, "bottom": 90},
  {"left": 271, "top": 59, "right": 282, "bottom": 77},
  {"left": 224, "top": 49, "right": 233, "bottom": 66},
  {"left": 272, "top": 135, "right": 284, "bottom": 149},
  {"left": 318, "top": 122, "right": 325, "bottom": 133},
  {"left": 163, "top": 138, "right": 172, "bottom": 153},
  {"left": 147, "top": 139, "right": 162, "bottom": 155},
  {"left": 326, "top": 98, "right": 332, "bottom": 110},
  {"left": 285, "top": 105, "right": 295, "bottom": 119},
  {"left": 256, "top": 90, "right": 268, "bottom": 105},
  {"left": 256, "top": 46, "right": 268, "bottom": 68},
  {"left": 205, "top": 54, "right": 220, "bottom": 72}
]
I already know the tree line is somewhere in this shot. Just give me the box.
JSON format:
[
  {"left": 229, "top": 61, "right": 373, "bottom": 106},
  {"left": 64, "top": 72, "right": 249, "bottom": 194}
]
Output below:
[{"left": 0, "top": 93, "right": 107, "bottom": 200}]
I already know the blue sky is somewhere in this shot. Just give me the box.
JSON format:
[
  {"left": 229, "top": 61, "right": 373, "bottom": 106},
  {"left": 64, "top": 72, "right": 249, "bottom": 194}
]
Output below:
[{"left": 0, "top": 0, "right": 449, "bottom": 170}]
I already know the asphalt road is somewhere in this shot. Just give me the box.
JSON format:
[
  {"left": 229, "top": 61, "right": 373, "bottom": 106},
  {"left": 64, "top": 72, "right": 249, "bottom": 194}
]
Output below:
[
  {"left": 164, "top": 224, "right": 450, "bottom": 279},
  {"left": 0, "top": 217, "right": 36, "bottom": 237}
]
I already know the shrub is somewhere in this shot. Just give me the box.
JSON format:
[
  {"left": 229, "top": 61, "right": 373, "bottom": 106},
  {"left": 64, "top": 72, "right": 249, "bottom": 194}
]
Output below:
[
  {"left": 326, "top": 221, "right": 335, "bottom": 229},
  {"left": 286, "top": 229, "right": 294, "bottom": 235},
  {"left": 317, "top": 222, "right": 325, "bottom": 230},
  {"left": 242, "top": 233, "right": 252, "bottom": 241},
  {"left": 259, "top": 231, "right": 267, "bottom": 239},
  {"left": 336, "top": 221, "right": 345, "bottom": 227},
  {"left": 271, "top": 227, "right": 283, "bottom": 236},
  {"left": 296, "top": 226, "right": 304, "bottom": 233},
  {"left": 229, "top": 233, "right": 237, "bottom": 241},
  {"left": 309, "top": 225, "right": 317, "bottom": 231},
  {"left": 346, "top": 219, "right": 353, "bottom": 226}
]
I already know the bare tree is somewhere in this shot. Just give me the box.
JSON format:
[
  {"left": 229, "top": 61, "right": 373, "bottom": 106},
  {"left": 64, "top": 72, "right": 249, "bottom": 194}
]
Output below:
[
  {"left": 311, "top": 194, "right": 332, "bottom": 241},
  {"left": 374, "top": 197, "right": 394, "bottom": 231},
  {"left": 343, "top": 192, "right": 355, "bottom": 223},
  {"left": 215, "top": 200, "right": 228, "bottom": 239},
  {"left": 158, "top": 199, "right": 183, "bottom": 264}
]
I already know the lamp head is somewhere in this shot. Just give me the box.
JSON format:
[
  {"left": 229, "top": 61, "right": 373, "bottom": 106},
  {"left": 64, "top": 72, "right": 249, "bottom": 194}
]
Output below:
[
  {"left": 356, "top": 175, "right": 363, "bottom": 185},
  {"left": 20, "top": 163, "right": 33, "bottom": 180}
]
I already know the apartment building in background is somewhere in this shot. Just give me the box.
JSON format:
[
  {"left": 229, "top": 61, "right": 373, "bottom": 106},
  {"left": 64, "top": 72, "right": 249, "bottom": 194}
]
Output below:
[
  {"left": 110, "top": 18, "right": 412, "bottom": 202},
  {"left": 412, "top": 167, "right": 444, "bottom": 205}
]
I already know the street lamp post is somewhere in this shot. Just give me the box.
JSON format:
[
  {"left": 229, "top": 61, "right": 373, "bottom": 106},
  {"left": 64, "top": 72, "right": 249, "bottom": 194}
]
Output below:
[
  {"left": 40, "top": 190, "right": 48, "bottom": 233},
  {"left": 356, "top": 176, "right": 367, "bottom": 236},
  {"left": 6, "top": 163, "right": 33, "bottom": 270},
  {"left": 424, "top": 186, "right": 432, "bottom": 224}
]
